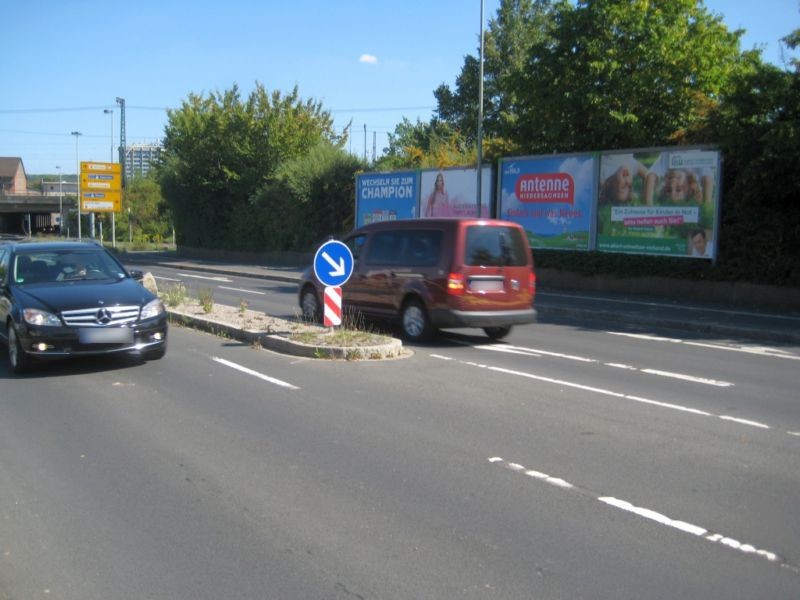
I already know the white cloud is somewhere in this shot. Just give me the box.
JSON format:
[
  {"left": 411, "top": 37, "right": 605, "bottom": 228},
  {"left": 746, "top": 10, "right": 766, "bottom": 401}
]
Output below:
[{"left": 359, "top": 54, "right": 378, "bottom": 65}]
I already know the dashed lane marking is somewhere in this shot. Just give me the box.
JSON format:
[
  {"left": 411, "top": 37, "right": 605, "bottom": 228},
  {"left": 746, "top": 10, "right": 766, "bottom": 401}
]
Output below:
[
  {"left": 212, "top": 357, "right": 299, "bottom": 390},
  {"left": 488, "top": 457, "right": 795, "bottom": 571},
  {"left": 431, "top": 355, "right": 794, "bottom": 437}
]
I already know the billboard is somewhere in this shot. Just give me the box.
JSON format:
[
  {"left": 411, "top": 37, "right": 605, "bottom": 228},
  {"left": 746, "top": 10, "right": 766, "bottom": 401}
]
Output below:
[
  {"left": 498, "top": 154, "right": 596, "bottom": 250},
  {"left": 420, "top": 166, "right": 493, "bottom": 218},
  {"left": 597, "top": 148, "right": 720, "bottom": 259},
  {"left": 355, "top": 170, "right": 419, "bottom": 227}
]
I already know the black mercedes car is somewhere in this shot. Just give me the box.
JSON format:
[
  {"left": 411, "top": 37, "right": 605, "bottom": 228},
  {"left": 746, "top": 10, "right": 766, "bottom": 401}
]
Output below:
[{"left": 0, "top": 239, "right": 167, "bottom": 373}]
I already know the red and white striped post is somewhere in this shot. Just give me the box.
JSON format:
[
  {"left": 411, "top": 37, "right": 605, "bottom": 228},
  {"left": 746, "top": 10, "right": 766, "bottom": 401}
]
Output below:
[{"left": 323, "top": 286, "right": 342, "bottom": 327}]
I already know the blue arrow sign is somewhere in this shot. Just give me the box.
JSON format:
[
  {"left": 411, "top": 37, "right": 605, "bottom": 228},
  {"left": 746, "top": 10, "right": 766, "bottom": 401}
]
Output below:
[{"left": 313, "top": 240, "right": 354, "bottom": 287}]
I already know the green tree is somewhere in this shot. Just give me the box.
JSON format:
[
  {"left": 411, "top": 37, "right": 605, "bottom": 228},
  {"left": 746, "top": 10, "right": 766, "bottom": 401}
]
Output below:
[
  {"left": 158, "top": 83, "right": 340, "bottom": 250},
  {"left": 434, "top": 0, "right": 560, "bottom": 146},
  {"left": 117, "top": 175, "right": 171, "bottom": 244},
  {"left": 436, "top": 0, "right": 745, "bottom": 154},
  {"left": 247, "top": 142, "right": 364, "bottom": 251},
  {"left": 689, "top": 30, "right": 800, "bottom": 284},
  {"left": 377, "top": 118, "right": 475, "bottom": 170}
]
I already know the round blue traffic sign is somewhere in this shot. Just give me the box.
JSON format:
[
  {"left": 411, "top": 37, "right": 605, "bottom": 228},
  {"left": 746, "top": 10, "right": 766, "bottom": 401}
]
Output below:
[{"left": 313, "top": 240, "right": 354, "bottom": 287}]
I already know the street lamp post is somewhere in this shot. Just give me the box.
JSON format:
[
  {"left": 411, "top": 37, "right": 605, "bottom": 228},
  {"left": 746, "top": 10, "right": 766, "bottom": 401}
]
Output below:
[
  {"left": 103, "top": 109, "right": 114, "bottom": 162},
  {"left": 476, "top": 0, "right": 485, "bottom": 218},
  {"left": 56, "top": 165, "right": 63, "bottom": 236},
  {"left": 104, "top": 108, "right": 116, "bottom": 247},
  {"left": 71, "top": 131, "right": 82, "bottom": 240}
]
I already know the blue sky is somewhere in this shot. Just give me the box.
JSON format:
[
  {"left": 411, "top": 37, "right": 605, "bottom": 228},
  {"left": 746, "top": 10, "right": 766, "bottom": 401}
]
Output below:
[{"left": 2, "top": 0, "right": 798, "bottom": 175}]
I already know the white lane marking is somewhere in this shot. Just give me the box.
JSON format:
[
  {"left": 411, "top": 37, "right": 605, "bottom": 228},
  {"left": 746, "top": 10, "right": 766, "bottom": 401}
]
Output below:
[
  {"left": 218, "top": 286, "right": 265, "bottom": 295},
  {"left": 623, "top": 396, "right": 711, "bottom": 417},
  {"left": 608, "top": 332, "right": 682, "bottom": 343},
  {"left": 432, "top": 355, "right": 788, "bottom": 435},
  {"left": 719, "top": 416, "right": 770, "bottom": 429},
  {"left": 543, "top": 291, "right": 800, "bottom": 322},
  {"left": 491, "top": 458, "right": 574, "bottom": 489},
  {"left": 177, "top": 272, "right": 233, "bottom": 283},
  {"left": 598, "top": 497, "right": 780, "bottom": 562},
  {"left": 478, "top": 344, "right": 733, "bottom": 387},
  {"left": 490, "top": 457, "right": 785, "bottom": 567},
  {"left": 788, "top": 431, "right": 800, "bottom": 437},
  {"left": 608, "top": 331, "right": 800, "bottom": 361},
  {"left": 598, "top": 496, "right": 708, "bottom": 537},
  {"left": 639, "top": 369, "right": 733, "bottom": 388},
  {"left": 154, "top": 275, "right": 182, "bottom": 282},
  {"left": 486, "top": 344, "right": 596, "bottom": 363},
  {"left": 212, "top": 357, "right": 299, "bottom": 390}
]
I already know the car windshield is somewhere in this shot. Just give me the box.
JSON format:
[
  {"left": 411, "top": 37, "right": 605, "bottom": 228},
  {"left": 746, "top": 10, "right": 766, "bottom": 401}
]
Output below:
[{"left": 13, "top": 249, "right": 127, "bottom": 285}]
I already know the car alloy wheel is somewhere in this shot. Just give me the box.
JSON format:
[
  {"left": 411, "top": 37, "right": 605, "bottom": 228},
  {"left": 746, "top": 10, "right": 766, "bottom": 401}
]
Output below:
[
  {"left": 7, "top": 325, "right": 29, "bottom": 373},
  {"left": 301, "top": 287, "right": 321, "bottom": 323}
]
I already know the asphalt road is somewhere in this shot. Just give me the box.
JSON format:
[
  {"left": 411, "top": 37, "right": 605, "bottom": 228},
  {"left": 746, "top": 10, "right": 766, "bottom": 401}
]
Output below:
[{"left": 1, "top": 262, "right": 798, "bottom": 599}]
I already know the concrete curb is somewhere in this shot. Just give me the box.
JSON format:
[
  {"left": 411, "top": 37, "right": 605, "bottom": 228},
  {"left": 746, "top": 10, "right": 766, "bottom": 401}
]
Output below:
[{"left": 167, "top": 310, "right": 407, "bottom": 361}]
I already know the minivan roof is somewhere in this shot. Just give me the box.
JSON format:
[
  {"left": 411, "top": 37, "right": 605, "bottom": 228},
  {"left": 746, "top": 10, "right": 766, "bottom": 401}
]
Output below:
[{"left": 355, "top": 217, "right": 523, "bottom": 233}]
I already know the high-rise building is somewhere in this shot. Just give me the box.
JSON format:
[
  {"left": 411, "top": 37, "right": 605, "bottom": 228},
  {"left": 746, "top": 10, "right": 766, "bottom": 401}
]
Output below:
[{"left": 123, "top": 144, "right": 162, "bottom": 180}]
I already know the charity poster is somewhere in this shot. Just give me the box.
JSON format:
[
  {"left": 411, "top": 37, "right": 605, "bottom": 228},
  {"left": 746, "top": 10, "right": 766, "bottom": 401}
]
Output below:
[
  {"left": 419, "top": 166, "right": 493, "bottom": 219},
  {"left": 498, "top": 154, "right": 595, "bottom": 250},
  {"left": 355, "top": 171, "right": 419, "bottom": 227},
  {"left": 597, "top": 148, "right": 720, "bottom": 259}
]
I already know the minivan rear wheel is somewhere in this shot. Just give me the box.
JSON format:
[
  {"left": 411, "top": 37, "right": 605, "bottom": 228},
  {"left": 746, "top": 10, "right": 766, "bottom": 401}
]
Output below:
[
  {"left": 483, "top": 326, "right": 512, "bottom": 341},
  {"left": 401, "top": 299, "right": 433, "bottom": 342}
]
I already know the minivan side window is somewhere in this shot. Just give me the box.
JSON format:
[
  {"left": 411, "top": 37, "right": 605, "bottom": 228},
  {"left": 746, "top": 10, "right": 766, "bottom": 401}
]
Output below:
[
  {"left": 465, "top": 226, "right": 528, "bottom": 267},
  {"left": 365, "top": 230, "right": 443, "bottom": 267},
  {"left": 366, "top": 231, "right": 402, "bottom": 265},
  {"left": 345, "top": 234, "right": 367, "bottom": 262},
  {"left": 405, "top": 230, "right": 442, "bottom": 267}
]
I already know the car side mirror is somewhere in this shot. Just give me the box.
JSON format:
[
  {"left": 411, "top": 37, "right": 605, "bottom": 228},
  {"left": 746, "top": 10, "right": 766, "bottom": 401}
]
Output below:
[{"left": 129, "top": 269, "right": 144, "bottom": 282}]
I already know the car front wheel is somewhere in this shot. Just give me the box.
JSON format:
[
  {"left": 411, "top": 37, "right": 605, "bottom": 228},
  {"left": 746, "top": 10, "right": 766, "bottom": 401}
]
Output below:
[
  {"left": 300, "top": 287, "right": 321, "bottom": 323},
  {"left": 7, "top": 324, "right": 30, "bottom": 374}
]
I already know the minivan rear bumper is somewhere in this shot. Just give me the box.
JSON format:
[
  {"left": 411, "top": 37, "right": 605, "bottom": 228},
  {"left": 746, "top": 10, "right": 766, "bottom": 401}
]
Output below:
[{"left": 429, "top": 307, "right": 537, "bottom": 329}]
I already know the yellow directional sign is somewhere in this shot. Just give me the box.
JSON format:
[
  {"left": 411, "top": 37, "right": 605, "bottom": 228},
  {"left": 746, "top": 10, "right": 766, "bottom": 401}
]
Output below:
[
  {"left": 80, "top": 190, "right": 121, "bottom": 212},
  {"left": 81, "top": 161, "right": 121, "bottom": 174},
  {"left": 81, "top": 172, "right": 122, "bottom": 189},
  {"left": 80, "top": 161, "right": 122, "bottom": 212}
]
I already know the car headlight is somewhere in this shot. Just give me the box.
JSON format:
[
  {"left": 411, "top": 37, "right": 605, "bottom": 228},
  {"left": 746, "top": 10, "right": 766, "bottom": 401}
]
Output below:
[
  {"left": 23, "top": 308, "right": 62, "bottom": 327},
  {"left": 140, "top": 298, "right": 165, "bottom": 320}
]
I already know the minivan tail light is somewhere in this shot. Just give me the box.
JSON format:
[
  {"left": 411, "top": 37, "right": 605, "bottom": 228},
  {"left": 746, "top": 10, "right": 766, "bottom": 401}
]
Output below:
[
  {"left": 447, "top": 273, "right": 465, "bottom": 295},
  {"left": 529, "top": 272, "right": 537, "bottom": 299}
]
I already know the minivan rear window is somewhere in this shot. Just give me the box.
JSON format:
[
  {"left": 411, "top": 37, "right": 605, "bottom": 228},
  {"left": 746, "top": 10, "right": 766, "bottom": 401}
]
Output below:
[
  {"left": 366, "top": 230, "right": 443, "bottom": 267},
  {"left": 465, "top": 226, "right": 529, "bottom": 267}
]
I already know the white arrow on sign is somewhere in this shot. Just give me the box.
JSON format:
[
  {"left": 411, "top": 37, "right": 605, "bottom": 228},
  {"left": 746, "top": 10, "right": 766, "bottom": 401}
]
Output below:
[{"left": 322, "top": 251, "right": 346, "bottom": 277}]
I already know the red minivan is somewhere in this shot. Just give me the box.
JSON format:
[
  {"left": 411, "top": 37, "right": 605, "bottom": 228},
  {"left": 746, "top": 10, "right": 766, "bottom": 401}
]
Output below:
[{"left": 298, "top": 218, "right": 537, "bottom": 341}]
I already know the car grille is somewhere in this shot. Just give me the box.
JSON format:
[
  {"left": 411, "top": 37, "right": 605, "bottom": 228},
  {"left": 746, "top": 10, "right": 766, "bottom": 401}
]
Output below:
[{"left": 60, "top": 305, "right": 140, "bottom": 327}]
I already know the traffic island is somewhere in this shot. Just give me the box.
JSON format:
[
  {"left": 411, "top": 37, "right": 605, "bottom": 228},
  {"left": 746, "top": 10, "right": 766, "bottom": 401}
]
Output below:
[{"left": 166, "top": 301, "right": 407, "bottom": 361}]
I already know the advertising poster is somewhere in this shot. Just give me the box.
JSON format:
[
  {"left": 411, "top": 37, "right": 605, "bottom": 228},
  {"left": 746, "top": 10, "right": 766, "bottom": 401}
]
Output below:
[
  {"left": 597, "top": 148, "right": 720, "bottom": 259},
  {"left": 498, "top": 154, "right": 595, "bottom": 250},
  {"left": 356, "top": 171, "right": 419, "bottom": 227},
  {"left": 419, "top": 166, "right": 493, "bottom": 219}
]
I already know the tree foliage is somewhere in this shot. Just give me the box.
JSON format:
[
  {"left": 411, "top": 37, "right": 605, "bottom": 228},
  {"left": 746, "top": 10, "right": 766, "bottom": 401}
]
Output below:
[
  {"left": 377, "top": 118, "right": 476, "bottom": 170},
  {"left": 436, "top": 0, "right": 746, "bottom": 153},
  {"left": 158, "top": 84, "right": 340, "bottom": 249},
  {"left": 689, "top": 32, "right": 800, "bottom": 284},
  {"left": 117, "top": 175, "right": 172, "bottom": 243}
]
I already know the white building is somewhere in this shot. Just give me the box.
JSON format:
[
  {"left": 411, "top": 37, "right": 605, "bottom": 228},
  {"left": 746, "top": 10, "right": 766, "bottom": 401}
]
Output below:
[{"left": 124, "top": 144, "right": 162, "bottom": 180}]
